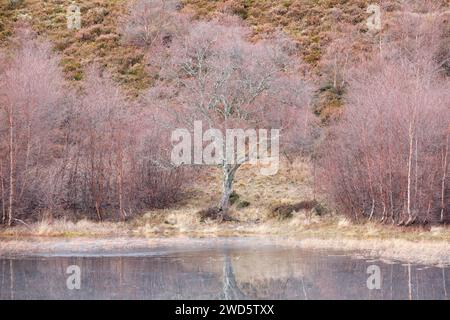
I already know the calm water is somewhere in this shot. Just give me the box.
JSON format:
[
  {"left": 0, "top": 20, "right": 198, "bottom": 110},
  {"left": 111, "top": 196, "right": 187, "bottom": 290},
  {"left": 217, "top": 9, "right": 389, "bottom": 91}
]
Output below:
[{"left": 0, "top": 238, "right": 448, "bottom": 300}]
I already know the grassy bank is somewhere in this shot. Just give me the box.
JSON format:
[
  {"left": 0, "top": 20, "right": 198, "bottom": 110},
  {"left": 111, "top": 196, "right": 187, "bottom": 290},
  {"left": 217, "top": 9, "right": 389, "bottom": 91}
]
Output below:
[{"left": 2, "top": 207, "right": 449, "bottom": 242}]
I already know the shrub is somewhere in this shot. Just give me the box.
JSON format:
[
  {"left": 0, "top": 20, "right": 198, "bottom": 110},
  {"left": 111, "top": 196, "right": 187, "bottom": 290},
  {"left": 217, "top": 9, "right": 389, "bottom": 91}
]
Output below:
[
  {"left": 0, "top": 28, "right": 186, "bottom": 224},
  {"left": 269, "top": 200, "right": 319, "bottom": 220},
  {"left": 319, "top": 7, "right": 450, "bottom": 224}
]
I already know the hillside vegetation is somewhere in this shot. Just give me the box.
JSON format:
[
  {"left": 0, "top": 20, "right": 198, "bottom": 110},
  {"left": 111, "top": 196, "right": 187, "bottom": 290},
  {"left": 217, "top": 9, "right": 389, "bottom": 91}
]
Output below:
[
  {"left": 182, "top": 0, "right": 450, "bottom": 119},
  {"left": 1, "top": 0, "right": 150, "bottom": 94},
  {"left": 183, "top": 0, "right": 374, "bottom": 63},
  {"left": 2, "top": 0, "right": 448, "bottom": 116}
]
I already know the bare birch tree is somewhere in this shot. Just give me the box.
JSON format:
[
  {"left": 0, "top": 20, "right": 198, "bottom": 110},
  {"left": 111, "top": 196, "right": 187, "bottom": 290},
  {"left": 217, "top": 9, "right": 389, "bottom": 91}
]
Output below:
[{"left": 150, "top": 17, "right": 314, "bottom": 219}]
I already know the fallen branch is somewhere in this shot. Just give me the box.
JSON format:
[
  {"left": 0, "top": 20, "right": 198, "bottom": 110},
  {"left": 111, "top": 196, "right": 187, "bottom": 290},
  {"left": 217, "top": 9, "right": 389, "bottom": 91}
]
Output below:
[{"left": 13, "top": 218, "right": 32, "bottom": 230}]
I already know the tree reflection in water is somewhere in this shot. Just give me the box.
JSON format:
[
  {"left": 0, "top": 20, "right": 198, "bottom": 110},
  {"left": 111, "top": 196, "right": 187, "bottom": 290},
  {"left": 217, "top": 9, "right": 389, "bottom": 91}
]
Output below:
[{"left": 0, "top": 242, "right": 449, "bottom": 300}]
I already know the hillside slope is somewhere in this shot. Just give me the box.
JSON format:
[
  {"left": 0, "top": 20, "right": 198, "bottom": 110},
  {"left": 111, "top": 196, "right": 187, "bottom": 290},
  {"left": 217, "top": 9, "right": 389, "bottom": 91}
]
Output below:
[
  {"left": 1, "top": 0, "right": 150, "bottom": 94},
  {"left": 2, "top": 1, "right": 448, "bottom": 87},
  {"left": 2, "top": 0, "right": 448, "bottom": 119}
]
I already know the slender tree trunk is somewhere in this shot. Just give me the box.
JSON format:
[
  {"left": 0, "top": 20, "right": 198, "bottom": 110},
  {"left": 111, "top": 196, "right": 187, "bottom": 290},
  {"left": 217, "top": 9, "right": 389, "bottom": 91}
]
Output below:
[
  {"left": 443, "top": 268, "right": 448, "bottom": 300},
  {"left": 219, "top": 164, "right": 239, "bottom": 219},
  {"left": 0, "top": 160, "right": 5, "bottom": 224},
  {"left": 95, "top": 199, "right": 102, "bottom": 221},
  {"left": 381, "top": 199, "right": 386, "bottom": 223},
  {"left": 369, "top": 198, "right": 375, "bottom": 220},
  {"left": 363, "top": 133, "right": 375, "bottom": 220},
  {"left": 312, "top": 155, "right": 317, "bottom": 201},
  {"left": 425, "top": 200, "right": 432, "bottom": 223},
  {"left": 387, "top": 136, "right": 396, "bottom": 224},
  {"left": 407, "top": 263, "right": 412, "bottom": 300},
  {"left": 18, "top": 121, "right": 31, "bottom": 202},
  {"left": 117, "top": 149, "right": 125, "bottom": 221},
  {"left": 89, "top": 144, "right": 102, "bottom": 221},
  {"left": 9, "top": 259, "right": 14, "bottom": 300},
  {"left": 406, "top": 122, "right": 414, "bottom": 223},
  {"left": 440, "top": 128, "right": 449, "bottom": 222},
  {"left": 414, "top": 138, "right": 418, "bottom": 211},
  {"left": 8, "top": 108, "right": 15, "bottom": 227}
]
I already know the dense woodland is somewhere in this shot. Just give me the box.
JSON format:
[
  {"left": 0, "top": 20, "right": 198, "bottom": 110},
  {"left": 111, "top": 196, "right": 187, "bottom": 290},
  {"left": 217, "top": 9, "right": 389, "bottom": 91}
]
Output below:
[{"left": 0, "top": 0, "right": 448, "bottom": 227}]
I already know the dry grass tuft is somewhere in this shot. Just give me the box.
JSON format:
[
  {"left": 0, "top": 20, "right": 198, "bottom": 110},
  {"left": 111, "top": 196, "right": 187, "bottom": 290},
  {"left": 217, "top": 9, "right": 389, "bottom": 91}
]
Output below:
[
  {"left": 0, "top": 218, "right": 129, "bottom": 237},
  {"left": 269, "top": 199, "right": 319, "bottom": 220}
]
